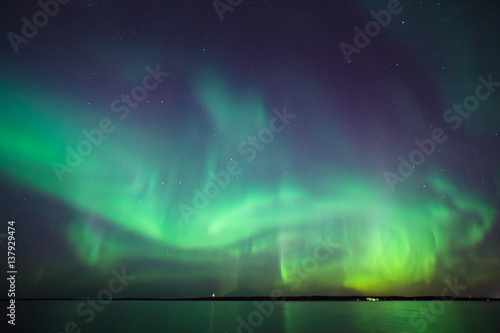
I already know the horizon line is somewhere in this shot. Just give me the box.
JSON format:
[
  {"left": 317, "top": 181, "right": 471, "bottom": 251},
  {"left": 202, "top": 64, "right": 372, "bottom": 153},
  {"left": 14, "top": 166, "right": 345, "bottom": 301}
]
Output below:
[{"left": 2, "top": 296, "right": 499, "bottom": 302}]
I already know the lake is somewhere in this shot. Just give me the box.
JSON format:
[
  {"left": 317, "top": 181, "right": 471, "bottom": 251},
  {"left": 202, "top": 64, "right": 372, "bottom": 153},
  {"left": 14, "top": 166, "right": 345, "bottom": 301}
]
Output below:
[{"left": 7, "top": 300, "right": 500, "bottom": 332}]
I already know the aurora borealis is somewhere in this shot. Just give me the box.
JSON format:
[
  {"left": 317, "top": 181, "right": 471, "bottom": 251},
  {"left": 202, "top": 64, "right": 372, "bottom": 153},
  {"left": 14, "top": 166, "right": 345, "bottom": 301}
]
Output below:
[{"left": 1, "top": 0, "right": 500, "bottom": 300}]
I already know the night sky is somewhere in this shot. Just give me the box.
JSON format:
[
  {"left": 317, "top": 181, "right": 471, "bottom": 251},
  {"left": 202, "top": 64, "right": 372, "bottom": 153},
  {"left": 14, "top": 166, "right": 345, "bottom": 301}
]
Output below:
[{"left": 1, "top": 0, "right": 499, "bottom": 299}]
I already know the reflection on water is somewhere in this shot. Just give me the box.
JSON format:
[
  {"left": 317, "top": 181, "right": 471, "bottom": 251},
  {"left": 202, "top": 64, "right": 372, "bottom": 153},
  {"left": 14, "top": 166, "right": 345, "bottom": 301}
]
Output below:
[{"left": 12, "top": 300, "right": 500, "bottom": 333}]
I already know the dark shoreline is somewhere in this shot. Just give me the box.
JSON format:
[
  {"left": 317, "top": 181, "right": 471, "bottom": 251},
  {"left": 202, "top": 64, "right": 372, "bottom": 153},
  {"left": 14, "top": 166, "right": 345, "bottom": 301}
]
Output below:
[{"left": 2, "top": 296, "right": 499, "bottom": 302}]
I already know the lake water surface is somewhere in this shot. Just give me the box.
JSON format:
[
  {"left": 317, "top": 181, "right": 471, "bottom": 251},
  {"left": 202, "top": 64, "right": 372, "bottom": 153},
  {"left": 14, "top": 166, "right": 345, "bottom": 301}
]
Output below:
[{"left": 8, "top": 300, "right": 500, "bottom": 332}]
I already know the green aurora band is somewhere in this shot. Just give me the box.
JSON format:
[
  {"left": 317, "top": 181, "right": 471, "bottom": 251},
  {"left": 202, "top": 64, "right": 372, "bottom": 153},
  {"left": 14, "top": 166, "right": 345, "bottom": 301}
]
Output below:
[{"left": 1, "top": 75, "right": 496, "bottom": 295}]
